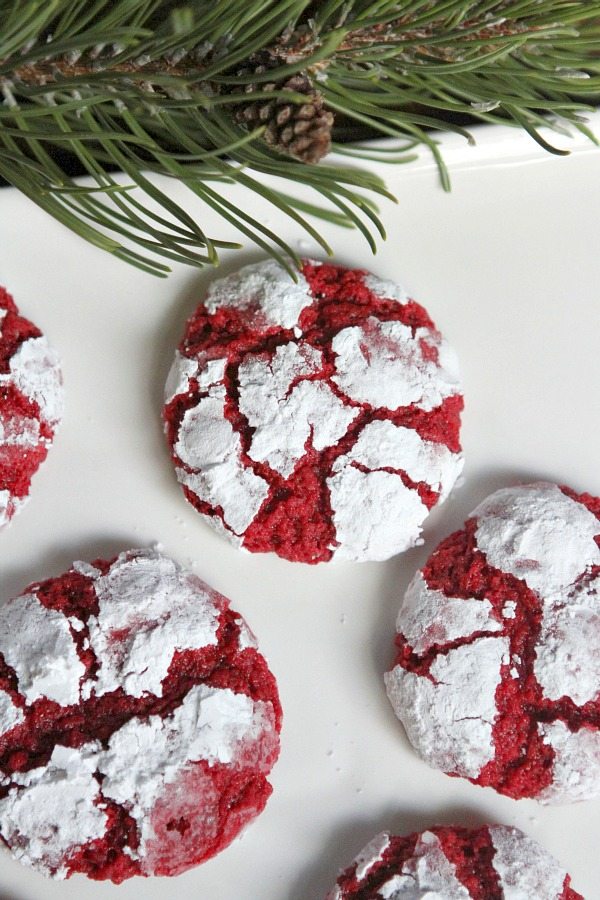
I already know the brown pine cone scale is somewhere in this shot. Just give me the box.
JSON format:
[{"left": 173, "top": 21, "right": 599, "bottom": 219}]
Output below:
[{"left": 229, "top": 60, "right": 333, "bottom": 164}]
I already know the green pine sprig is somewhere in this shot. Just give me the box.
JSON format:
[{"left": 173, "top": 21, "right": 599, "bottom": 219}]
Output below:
[{"left": 1, "top": 0, "right": 599, "bottom": 276}]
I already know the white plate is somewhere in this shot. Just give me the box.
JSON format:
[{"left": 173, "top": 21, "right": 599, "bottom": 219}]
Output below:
[{"left": 0, "top": 115, "right": 599, "bottom": 900}]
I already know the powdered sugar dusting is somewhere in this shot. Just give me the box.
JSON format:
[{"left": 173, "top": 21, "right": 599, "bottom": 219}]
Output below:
[
  {"left": 5, "top": 336, "right": 64, "bottom": 427},
  {"left": 0, "top": 550, "right": 281, "bottom": 880},
  {"left": 334, "top": 420, "right": 463, "bottom": 501},
  {"left": 385, "top": 637, "right": 509, "bottom": 778},
  {"left": 205, "top": 260, "right": 312, "bottom": 329},
  {"left": 98, "top": 684, "right": 273, "bottom": 861},
  {"left": 535, "top": 570, "right": 600, "bottom": 706},
  {"left": 489, "top": 825, "right": 568, "bottom": 898},
  {"left": 330, "top": 826, "right": 577, "bottom": 899},
  {"left": 0, "top": 743, "right": 106, "bottom": 878},
  {"left": 0, "top": 294, "right": 64, "bottom": 530},
  {"left": 328, "top": 467, "right": 427, "bottom": 561},
  {"left": 176, "top": 387, "right": 269, "bottom": 534},
  {"left": 377, "top": 832, "right": 470, "bottom": 899},
  {"left": 538, "top": 720, "right": 600, "bottom": 803},
  {"left": 0, "top": 593, "right": 84, "bottom": 706},
  {"left": 238, "top": 343, "right": 357, "bottom": 477},
  {"left": 387, "top": 480, "right": 600, "bottom": 803},
  {"left": 164, "top": 352, "right": 199, "bottom": 404},
  {"left": 165, "top": 261, "right": 463, "bottom": 563},
  {"left": 362, "top": 273, "right": 409, "bottom": 303},
  {"left": 331, "top": 318, "right": 460, "bottom": 412},
  {"left": 0, "top": 689, "right": 23, "bottom": 736},
  {"left": 353, "top": 831, "right": 391, "bottom": 881},
  {"left": 398, "top": 572, "right": 502, "bottom": 655},
  {"left": 89, "top": 550, "right": 220, "bottom": 698},
  {"left": 474, "top": 482, "right": 600, "bottom": 595},
  {"left": 0, "top": 490, "right": 10, "bottom": 528}
]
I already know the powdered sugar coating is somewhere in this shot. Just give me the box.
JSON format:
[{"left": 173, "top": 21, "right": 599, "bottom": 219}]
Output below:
[
  {"left": 0, "top": 287, "right": 64, "bottom": 528},
  {"left": 98, "top": 684, "right": 275, "bottom": 867},
  {"left": 164, "top": 260, "right": 464, "bottom": 563},
  {"left": 331, "top": 319, "right": 460, "bottom": 413},
  {"left": 328, "top": 467, "right": 427, "bottom": 562},
  {"left": 88, "top": 552, "right": 220, "bottom": 697},
  {"left": 397, "top": 572, "right": 502, "bottom": 655},
  {"left": 204, "top": 259, "right": 313, "bottom": 329},
  {"left": 0, "top": 549, "right": 281, "bottom": 881},
  {"left": 0, "top": 744, "right": 107, "bottom": 878},
  {"left": 0, "top": 690, "right": 23, "bottom": 737},
  {"left": 175, "top": 386, "right": 269, "bottom": 534},
  {"left": 328, "top": 825, "right": 578, "bottom": 899},
  {"left": 238, "top": 343, "right": 357, "bottom": 478},
  {"left": 0, "top": 593, "right": 85, "bottom": 706},
  {"left": 385, "top": 481, "right": 600, "bottom": 803},
  {"left": 473, "top": 482, "right": 600, "bottom": 595},
  {"left": 537, "top": 720, "right": 600, "bottom": 803},
  {"left": 386, "top": 637, "right": 509, "bottom": 778},
  {"left": 489, "top": 825, "right": 569, "bottom": 899},
  {"left": 378, "top": 831, "right": 470, "bottom": 898}
]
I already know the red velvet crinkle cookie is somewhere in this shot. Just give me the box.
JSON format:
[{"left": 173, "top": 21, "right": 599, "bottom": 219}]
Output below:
[
  {"left": 327, "top": 825, "right": 582, "bottom": 899},
  {"left": 0, "top": 286, "right": 63, "bottom": 527},
  {"left": 0, "top": 548, "right": 281, "bottom": 881},
  {"left": 385, "top": 481, "right": 600, "bottom": 803},
  {"left": 163, "top": 260, "right": 464, "bottom": 563}
]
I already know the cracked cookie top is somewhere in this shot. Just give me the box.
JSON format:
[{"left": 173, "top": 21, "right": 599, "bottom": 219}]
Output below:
[
  {"left": 163, "top": 260, "right": 464, "bottom": 563},
  {"left": 0, "top": 286, "right": 63, "bottom": 529},
  {"left": 385, "top": 481, "right": 600, "bottom": 803},
  {"left": 327, "top": 825, "right": 581, "bottom": 899},
  {"left": 0, "top": 549, "right": 281, "bottom": 881}
]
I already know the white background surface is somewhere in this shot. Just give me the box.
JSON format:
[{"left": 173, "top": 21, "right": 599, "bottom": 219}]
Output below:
[{"left": 0, "top": 117, "right": 599, "bottom": 900}]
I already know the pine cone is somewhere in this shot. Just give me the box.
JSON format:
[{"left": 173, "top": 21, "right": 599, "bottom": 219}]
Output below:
[{"left": 229, "top": 55, "right": 334, "bottom": 164}]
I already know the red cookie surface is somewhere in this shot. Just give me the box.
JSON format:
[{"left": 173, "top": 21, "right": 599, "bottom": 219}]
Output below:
[
  {"left": 385, "top": 482, "right": 600, "bottom": 803},
  {"left": 163, "top": 259, "right": 463, "bottom": 563},
  {"left": 328, "top": 825, "right": 581, "bottom": 899},
  {"left": 0, "top": 286, "right": 63, "bottom": 527},
  {"left": 0, "top": 549, "right": 281, "bottom": 881}
]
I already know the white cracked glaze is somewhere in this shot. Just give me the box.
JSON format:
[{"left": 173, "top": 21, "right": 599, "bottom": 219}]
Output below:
[
  {"left": 473, "top": 482, "right": 600, "bottom": 595},
  {"left": 385, "top": 637, "right": 509, "bottom": 778},
  {"left": 489, "top": 825, "right": 569, "bottom": 899}
]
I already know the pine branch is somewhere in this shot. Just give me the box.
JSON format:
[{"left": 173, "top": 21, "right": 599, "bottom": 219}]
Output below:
[{"left": 0, "top": 0, "right": 599, "bottom": 277}]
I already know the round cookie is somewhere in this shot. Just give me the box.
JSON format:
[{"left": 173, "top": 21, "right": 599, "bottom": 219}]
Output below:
[
  {"left": 0, "top": 286, "right": 63, "bottom": 528},
  {"left": 385, "top": 481, "right": 600, "bottom": 803},
  {"left": 327, "top": 825, "right": 581, "bottom": 899},
  {"left": 163, "top": 259, "right": 463, "bottom": 563},
  {"left": 0, "top": 548, "right": 281, "bottom": 881}
]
